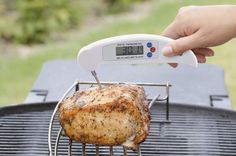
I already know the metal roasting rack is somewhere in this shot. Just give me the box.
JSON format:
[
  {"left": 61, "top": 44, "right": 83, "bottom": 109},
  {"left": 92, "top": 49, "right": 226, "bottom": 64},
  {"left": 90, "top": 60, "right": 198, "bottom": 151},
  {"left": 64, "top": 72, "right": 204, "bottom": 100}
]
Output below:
[{"left": 48, "top": 80, "right": 171, "bottom": 156}]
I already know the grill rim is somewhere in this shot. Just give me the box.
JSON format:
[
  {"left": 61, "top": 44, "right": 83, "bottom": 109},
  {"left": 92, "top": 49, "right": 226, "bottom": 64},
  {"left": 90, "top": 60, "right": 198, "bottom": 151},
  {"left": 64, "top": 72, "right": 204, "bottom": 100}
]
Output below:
[
  {"left": 1, "top": 101, "right": 236, "bottom": 117},
  {"left": 0, "top": 102, "right": 56, "bottom": 116}
]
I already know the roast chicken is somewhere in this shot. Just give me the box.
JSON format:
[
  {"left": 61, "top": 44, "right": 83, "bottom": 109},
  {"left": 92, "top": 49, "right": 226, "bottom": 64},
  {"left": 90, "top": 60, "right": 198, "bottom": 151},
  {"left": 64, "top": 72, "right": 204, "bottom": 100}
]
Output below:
[{"left": 58, "top": 84, "right": 150, "bottom": 149}]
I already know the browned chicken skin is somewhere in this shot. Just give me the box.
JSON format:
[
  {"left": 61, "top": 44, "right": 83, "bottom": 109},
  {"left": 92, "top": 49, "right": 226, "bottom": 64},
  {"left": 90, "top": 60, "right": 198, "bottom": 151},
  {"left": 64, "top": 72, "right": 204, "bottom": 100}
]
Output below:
[{"left": 58, "top": 84, "right": 150, "bottom": 149}]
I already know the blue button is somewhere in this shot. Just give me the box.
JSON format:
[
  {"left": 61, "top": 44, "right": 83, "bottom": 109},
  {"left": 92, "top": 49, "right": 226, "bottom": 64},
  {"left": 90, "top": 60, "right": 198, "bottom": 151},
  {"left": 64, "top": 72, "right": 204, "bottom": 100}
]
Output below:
[
  {"left": 147, "top": 42, "right": 152, "bottom": 48},
  {"left": 147, "top": 52, "right": 153, "bottom": 58}
]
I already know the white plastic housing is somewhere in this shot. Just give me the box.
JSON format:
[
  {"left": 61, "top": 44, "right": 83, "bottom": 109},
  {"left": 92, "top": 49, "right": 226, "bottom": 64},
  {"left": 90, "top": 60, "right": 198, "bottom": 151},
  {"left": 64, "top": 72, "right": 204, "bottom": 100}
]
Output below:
[{"left": 78, "top": 34, "right": 198, "bottom": 71}]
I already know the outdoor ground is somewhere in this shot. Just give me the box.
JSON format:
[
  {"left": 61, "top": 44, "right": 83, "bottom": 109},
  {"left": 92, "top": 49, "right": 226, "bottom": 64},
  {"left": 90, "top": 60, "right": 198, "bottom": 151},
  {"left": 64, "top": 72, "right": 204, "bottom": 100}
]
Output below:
[{"left": 1, "top": 0, "right": 236, "bottom": 108}]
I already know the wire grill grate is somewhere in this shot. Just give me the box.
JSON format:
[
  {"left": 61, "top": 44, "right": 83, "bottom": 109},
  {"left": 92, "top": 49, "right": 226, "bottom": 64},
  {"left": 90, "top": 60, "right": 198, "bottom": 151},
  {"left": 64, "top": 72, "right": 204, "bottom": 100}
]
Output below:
[{"left": 1, "top": 102, "right": 236, "bottom": 155}]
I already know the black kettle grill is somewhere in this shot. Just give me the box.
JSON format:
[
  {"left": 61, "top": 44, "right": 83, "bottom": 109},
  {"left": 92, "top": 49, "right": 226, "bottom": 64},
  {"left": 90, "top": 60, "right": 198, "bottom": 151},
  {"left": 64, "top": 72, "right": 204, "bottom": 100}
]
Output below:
[{"left": 1, "top": 60, "right": 235, "bottom": 156}]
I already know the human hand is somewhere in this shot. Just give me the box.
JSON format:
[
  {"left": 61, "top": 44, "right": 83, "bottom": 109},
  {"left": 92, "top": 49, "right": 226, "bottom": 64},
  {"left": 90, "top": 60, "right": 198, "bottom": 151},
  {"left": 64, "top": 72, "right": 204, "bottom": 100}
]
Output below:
[{"left": 162, "top": 5, "right": 236, "bottom": 67}]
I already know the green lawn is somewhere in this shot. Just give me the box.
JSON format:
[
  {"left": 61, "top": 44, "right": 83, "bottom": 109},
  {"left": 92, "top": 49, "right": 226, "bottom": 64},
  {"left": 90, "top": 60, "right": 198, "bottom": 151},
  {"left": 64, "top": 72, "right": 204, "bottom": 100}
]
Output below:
[{"left": 1, "top": 0, "right": 236, "bottom": 107}]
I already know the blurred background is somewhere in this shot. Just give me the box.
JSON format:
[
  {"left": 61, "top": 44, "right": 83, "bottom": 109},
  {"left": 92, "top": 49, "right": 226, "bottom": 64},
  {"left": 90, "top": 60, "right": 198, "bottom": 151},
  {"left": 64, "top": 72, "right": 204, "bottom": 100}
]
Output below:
[{"left": 0, "top": 0, "right": 236, "bottom": 107}]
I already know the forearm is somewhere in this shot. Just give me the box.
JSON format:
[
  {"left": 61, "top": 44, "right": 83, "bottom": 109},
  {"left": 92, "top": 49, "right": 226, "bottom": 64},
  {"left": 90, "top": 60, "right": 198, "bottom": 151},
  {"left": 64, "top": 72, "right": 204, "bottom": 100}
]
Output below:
[{"left": 227, "top": 5, "right": 236, "bottom": 38}]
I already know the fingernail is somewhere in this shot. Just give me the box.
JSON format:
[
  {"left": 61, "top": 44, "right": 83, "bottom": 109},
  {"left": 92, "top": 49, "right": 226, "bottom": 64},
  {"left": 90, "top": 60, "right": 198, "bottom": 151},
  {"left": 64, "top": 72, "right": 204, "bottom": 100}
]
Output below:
[
  {"left": 209, "top": 52, "right": 214, "bottom": 56},
  {"left": 162, "top": 45, "right": 173, "bottom": 56}
]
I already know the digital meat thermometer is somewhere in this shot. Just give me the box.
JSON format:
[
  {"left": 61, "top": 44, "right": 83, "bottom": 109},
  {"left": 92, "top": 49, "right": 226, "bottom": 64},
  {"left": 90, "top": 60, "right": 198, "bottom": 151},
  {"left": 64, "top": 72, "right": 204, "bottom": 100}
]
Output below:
[{"left": 77, "top": 34, "right": 198, "bottom": 88}]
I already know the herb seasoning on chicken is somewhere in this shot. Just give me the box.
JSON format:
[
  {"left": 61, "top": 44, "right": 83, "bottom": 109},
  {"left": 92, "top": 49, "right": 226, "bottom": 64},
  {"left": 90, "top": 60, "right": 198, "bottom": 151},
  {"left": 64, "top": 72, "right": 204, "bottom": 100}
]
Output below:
[{"left": 58, "top": 84, "right": 150, "bottom": 150}]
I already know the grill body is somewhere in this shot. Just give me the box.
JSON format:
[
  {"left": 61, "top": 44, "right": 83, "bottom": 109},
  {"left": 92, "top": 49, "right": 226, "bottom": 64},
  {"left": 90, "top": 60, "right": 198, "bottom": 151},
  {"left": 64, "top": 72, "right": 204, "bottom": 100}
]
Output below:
[{"left": 1, "top": 102, "right": 236, "bottom": 156}]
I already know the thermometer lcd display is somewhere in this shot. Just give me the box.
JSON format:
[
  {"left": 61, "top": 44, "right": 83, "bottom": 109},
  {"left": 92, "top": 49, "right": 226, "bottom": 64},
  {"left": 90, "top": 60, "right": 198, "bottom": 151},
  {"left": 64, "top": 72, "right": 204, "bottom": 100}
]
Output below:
[{"left": 116, "top": 46, "right": 143, "bottom": 56}]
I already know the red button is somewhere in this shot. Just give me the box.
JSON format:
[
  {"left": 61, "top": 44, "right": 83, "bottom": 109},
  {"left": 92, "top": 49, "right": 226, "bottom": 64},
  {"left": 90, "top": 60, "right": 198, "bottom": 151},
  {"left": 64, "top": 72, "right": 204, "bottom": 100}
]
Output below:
[{"left": 150, "top": 47, "right": 156, "bottom": 52}]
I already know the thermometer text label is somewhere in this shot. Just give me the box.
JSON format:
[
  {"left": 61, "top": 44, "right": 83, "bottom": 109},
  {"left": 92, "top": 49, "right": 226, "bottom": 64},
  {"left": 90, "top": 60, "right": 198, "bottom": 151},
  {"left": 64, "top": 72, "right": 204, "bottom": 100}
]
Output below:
[{"left": 116, "top": 46, "right": 143, "bottom": 56}]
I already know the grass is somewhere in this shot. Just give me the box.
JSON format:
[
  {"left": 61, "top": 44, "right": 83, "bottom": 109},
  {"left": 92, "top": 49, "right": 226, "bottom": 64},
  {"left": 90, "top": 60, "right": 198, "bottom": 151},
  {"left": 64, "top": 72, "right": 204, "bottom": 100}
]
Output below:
[{"left": 1, "top": 0, "right": 236, "bottom": 107}]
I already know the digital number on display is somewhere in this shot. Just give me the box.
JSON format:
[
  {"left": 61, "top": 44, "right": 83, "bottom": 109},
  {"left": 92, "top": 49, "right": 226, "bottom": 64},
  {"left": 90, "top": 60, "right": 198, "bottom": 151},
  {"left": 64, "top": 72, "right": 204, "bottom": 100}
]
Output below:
[{"left": 116, "top": 46, "right": 143, "bottom": 56}]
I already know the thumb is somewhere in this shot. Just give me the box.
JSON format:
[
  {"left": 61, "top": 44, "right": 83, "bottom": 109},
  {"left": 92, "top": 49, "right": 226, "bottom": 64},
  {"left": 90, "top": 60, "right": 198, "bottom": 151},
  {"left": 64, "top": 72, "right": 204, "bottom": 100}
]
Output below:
[{"left": 162, "top": 35, "right": 197, "bottom": 56}]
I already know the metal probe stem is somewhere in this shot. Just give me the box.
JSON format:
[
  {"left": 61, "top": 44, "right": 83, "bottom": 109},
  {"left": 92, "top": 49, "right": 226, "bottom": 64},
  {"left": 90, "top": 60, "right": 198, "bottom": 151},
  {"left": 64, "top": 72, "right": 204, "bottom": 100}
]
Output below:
[{"left": 91, "top": 70, "right": 102, "bottom": 89}]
